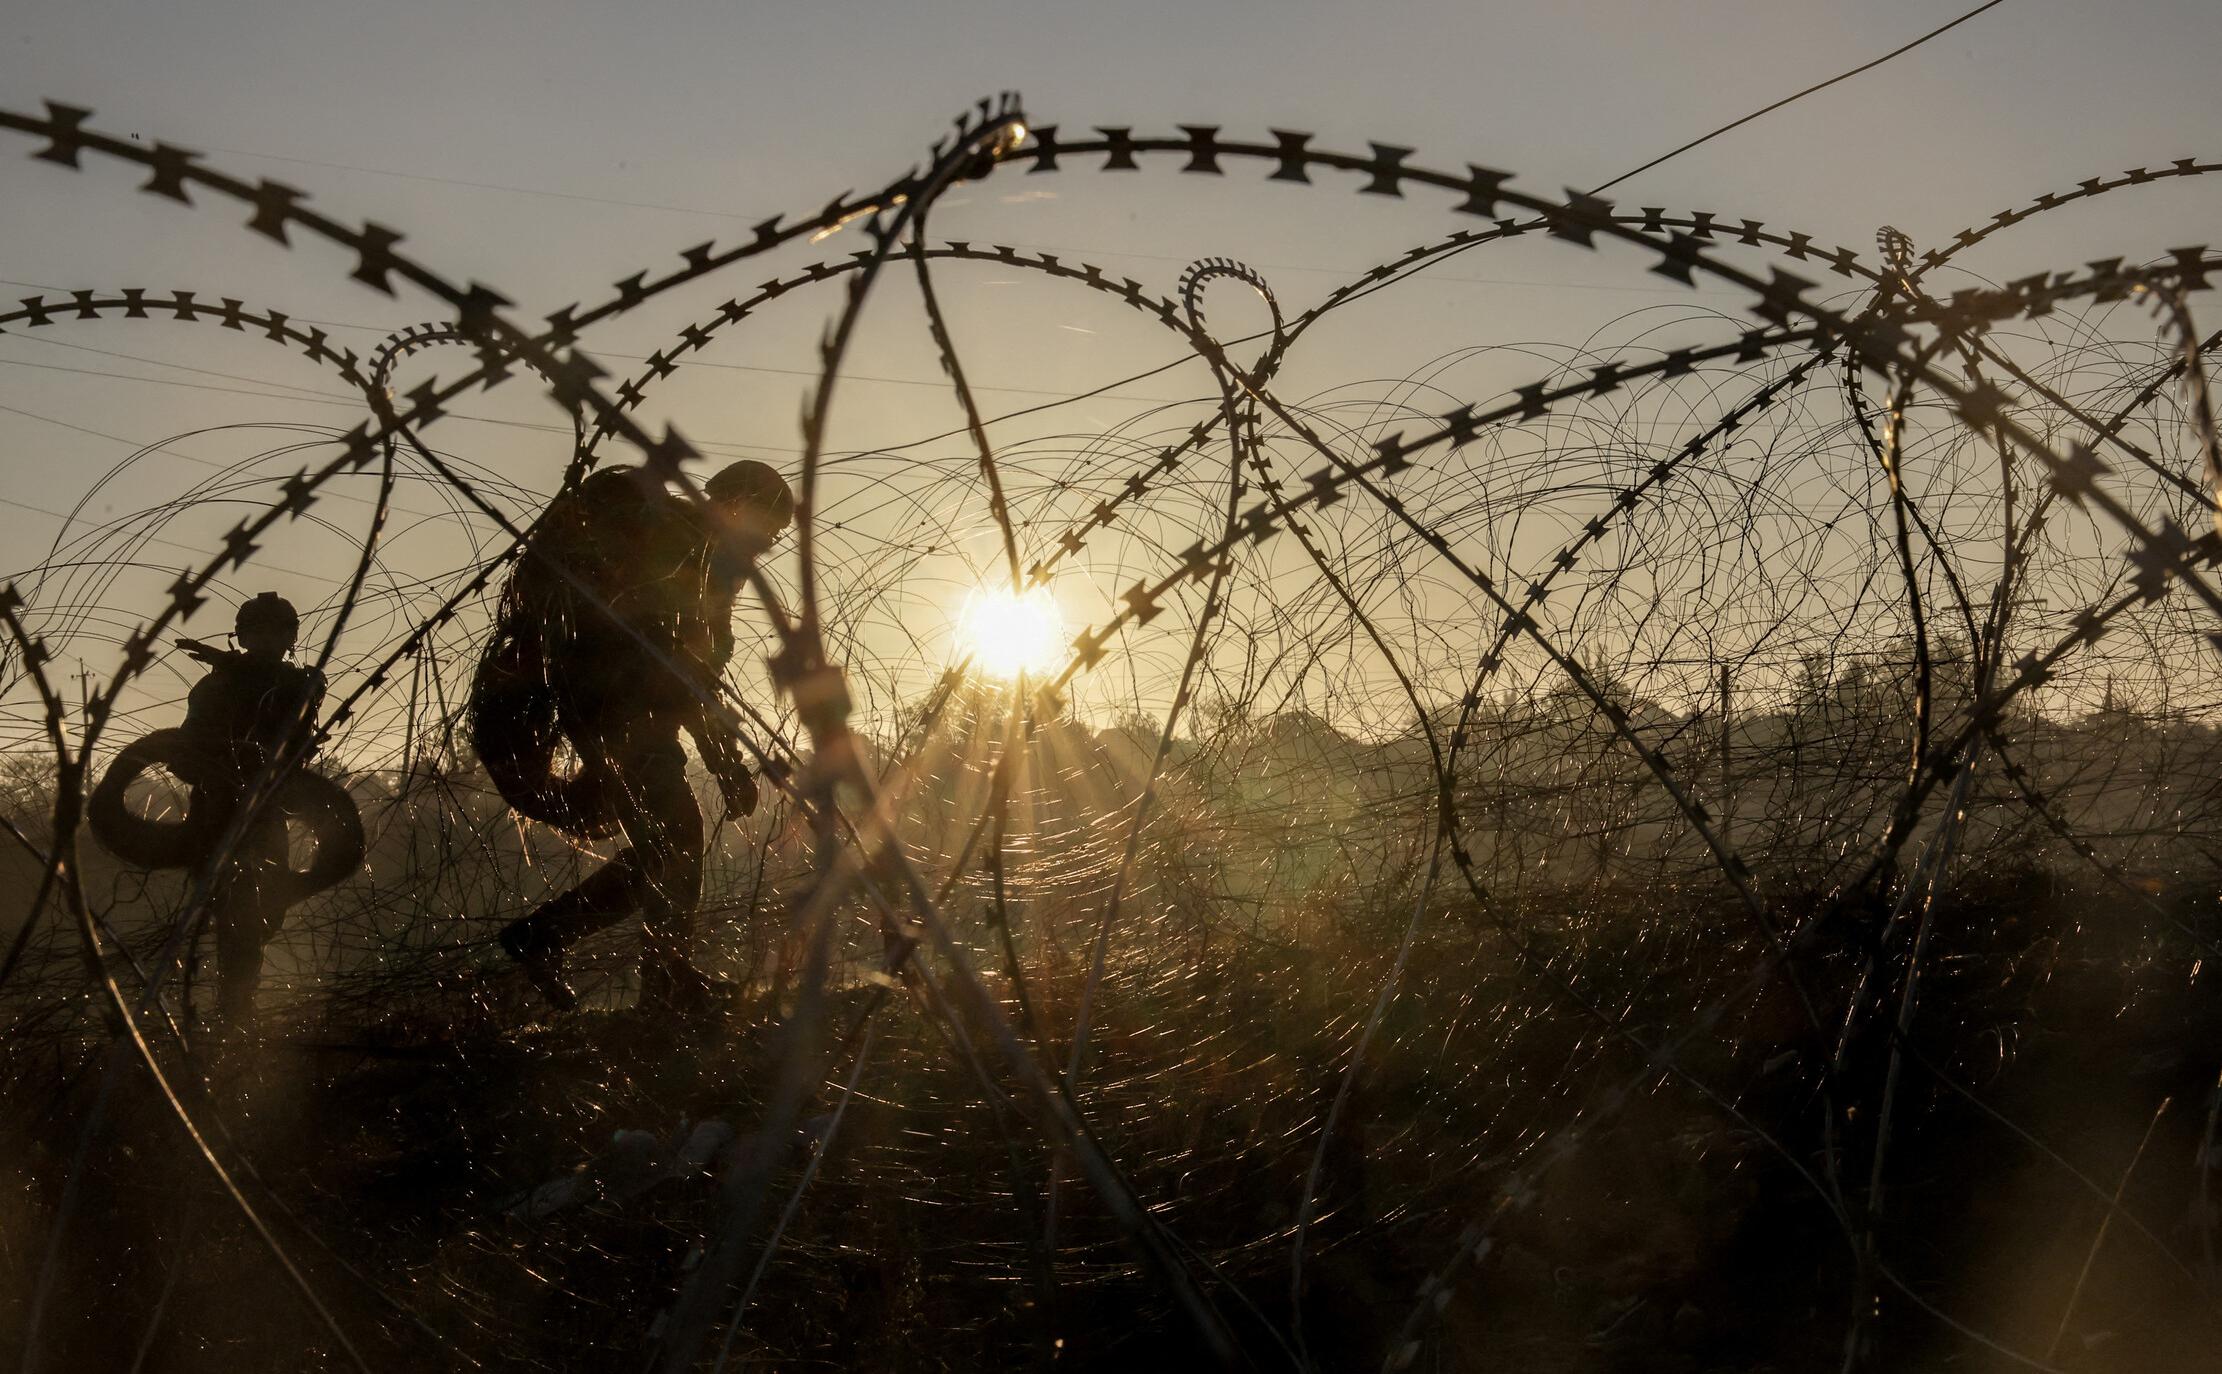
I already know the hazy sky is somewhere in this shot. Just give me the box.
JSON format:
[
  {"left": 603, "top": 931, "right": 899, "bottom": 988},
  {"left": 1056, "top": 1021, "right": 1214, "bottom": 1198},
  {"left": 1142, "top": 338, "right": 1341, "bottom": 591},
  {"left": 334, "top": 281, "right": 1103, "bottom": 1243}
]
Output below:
[
  {"left": 4, "top": 0, "right": 2213, "bottom": 254},
  {"left": 1, "top": 0, "right": 2216, "bottom": 740}
]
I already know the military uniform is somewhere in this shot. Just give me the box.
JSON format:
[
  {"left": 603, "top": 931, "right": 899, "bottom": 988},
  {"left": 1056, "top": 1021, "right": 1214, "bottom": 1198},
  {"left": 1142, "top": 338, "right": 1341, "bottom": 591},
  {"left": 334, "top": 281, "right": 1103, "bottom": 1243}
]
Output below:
[
  {"left": 179, "top": 651, "right": 324, "bottom": 1026},
  {"left": 500, "top": 467, "right": 761, "bottom": 1004}
]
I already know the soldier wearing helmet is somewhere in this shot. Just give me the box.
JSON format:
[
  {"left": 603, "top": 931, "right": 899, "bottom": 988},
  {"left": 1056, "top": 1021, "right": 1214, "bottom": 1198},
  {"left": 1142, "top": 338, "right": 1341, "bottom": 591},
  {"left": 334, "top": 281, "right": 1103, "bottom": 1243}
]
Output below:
[
  {"left": 177, "top": 592, "right": 326, "bottom": 1028},
  {"left": 491, "top": 460, "right": 793, "bottom": 1016}
]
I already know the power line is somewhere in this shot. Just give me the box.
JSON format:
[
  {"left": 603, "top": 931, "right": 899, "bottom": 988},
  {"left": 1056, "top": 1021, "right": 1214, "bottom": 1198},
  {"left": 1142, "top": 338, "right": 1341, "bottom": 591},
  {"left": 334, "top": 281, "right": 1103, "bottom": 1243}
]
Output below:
[
  {"left": 1589, "top": 0, "right": 2012, "bottom": 196},
  {"left": 0, "top": 355, "right": 362, "bottom": 407},
  {"left": 0, "top": 397, "right": 464, "bottom": 526},
  {"left": 0, "top": 476, "right": 347, "bottom": 587},
  {"left": 1346, "top": 2, "right": 2015, "bottom": 325},
  {"left": 23, "top": 333, "right": 356, "bottom": 401}
]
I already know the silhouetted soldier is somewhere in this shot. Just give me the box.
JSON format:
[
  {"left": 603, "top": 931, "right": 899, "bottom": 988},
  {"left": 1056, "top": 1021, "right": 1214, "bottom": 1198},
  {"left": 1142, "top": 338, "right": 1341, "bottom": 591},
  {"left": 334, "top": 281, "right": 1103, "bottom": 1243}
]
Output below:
[
  {"left": 177, "top": 592, "right": 327, "bottom": 1028},
  {"left": 491, "top": 461, "right": 793, "bottom": 1014}
]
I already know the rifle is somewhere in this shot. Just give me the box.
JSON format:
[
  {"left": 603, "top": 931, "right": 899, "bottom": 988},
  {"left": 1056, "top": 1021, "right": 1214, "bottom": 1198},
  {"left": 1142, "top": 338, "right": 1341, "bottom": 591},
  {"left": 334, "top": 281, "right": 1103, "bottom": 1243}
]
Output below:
[{"left": 176, "top": 636, "right": 251, "bottom": 669}]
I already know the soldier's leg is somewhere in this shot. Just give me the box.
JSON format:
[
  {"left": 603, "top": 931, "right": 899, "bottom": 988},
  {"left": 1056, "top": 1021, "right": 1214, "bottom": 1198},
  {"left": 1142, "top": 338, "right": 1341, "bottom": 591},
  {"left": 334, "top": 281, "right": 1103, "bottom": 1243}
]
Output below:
[
  {"left": 501, "top": 740, "right": 651, "bottom": 956},
  {"left": 209, "top": 864, "right": 258, "bottom": 1027},
  {"left": 634, "top": 748, "right": 705, "bottom": 971},
  {"left": 505, "top": 846, "right": 647, "bottom": 952},
  {"left": 212, "top": 815, "right": 287, "bottom": 1028},
  {"left": 500, "top": 740, "right": 670, "bottom": 1009}
]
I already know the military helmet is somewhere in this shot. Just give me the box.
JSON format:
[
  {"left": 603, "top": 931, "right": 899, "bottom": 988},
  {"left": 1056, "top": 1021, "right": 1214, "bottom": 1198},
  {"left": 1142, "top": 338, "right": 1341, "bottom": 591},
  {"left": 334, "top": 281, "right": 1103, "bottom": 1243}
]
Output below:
[
  {"left": 704, "top": 461, "right": 795, "bottom": 536},
  {"left": 235, "top": 591, "right": 300, "bottom": 642}
]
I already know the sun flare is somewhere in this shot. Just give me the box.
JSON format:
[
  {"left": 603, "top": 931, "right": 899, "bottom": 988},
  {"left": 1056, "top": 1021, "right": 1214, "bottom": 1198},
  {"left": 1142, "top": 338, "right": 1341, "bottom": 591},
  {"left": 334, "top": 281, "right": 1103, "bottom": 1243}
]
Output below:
[{"left": 954, "top": 585, "right": 1065, "bottom": 682}]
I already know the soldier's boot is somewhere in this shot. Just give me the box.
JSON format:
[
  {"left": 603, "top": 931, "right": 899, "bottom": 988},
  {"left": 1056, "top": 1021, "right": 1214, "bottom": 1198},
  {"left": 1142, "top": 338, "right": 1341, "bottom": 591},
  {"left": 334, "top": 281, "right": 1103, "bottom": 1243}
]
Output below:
[{"left": 500, "top": 919, "right": 579, "bottom": 1012}]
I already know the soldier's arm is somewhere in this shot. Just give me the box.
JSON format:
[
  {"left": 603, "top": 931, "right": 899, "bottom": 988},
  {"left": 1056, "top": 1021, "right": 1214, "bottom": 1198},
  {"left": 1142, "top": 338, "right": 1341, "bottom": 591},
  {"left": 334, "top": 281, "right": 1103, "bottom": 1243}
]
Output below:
[
  {"left": 682, "top": 690, "right": 758, "bottom": 816},
  {"left": 289, "top": 666, "right": 328, "bottom": 760}
]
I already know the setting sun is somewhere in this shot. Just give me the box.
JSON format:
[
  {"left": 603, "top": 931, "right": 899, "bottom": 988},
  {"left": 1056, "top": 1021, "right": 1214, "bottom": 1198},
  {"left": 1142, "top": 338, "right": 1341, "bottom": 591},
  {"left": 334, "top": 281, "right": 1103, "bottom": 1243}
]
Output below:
[{"left": 954, "top": 584, "right": 1065, "bottom": 681}]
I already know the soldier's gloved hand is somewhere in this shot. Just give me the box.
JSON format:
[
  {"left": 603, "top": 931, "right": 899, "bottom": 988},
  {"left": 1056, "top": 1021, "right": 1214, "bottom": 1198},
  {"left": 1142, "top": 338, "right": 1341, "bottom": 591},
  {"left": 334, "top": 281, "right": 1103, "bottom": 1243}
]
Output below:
[{"left": 716, "top": 765, "right": 759, "bottom": 817}]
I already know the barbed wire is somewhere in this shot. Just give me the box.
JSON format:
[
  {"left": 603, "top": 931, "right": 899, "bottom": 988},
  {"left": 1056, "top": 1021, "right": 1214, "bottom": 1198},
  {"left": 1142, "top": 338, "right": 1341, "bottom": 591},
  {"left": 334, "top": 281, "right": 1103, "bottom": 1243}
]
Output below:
[{"left": 0, "top": 95, "right": 2218, "bottom": 1372}]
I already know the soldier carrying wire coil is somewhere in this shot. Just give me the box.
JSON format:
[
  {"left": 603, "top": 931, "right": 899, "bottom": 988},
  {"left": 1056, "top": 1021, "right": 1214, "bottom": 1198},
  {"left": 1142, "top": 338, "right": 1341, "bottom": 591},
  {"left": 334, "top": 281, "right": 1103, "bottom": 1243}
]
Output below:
[
  {"left": 473, "top": 460, "right": 793, "bottom": 1017},
  {"left": 87, "top": 592, "right": 363, "bottom": 1033}
]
